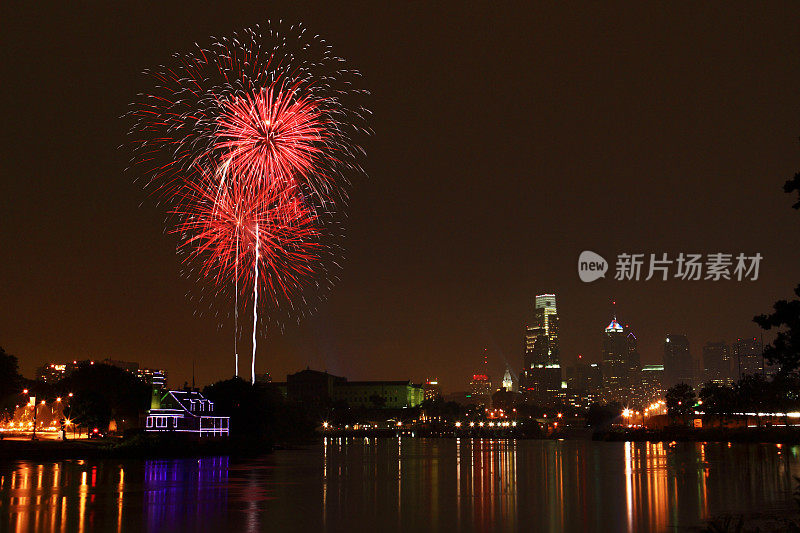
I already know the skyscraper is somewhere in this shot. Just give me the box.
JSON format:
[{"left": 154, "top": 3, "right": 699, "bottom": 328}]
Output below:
[
  {"left": 702, "top": 341, "right": 734, "bottom": 385},
  {"left": 732, "top": 337, "right": 763, "bottom": 378},
  {"left": 640, "top": 364, "right": 664, "bottom": 404},
  {"left": 626, "top": 330, "right": 642, "bottom": 397},
  {"left": 468, "top": 349, "right": 492, "bottom": 405},
  {"left": 565, "top": 354, "right": 602, "bottom": 408},
  {"left": 522, "top": 294, "right": 561, "bottom": 405},
  {"left": 663, "top": 334, "right": 692, "bottom": 388},
  {"left": 601, "top": 317, "right": 629, "bottom": 402}
]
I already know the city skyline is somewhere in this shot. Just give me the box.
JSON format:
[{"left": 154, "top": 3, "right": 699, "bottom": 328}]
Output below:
[
  {"left": 2, "top": 3, "right": 799, "bottom": 390},
  {"left": 15, "top": 295, "right": 771, "bottom": 395}
]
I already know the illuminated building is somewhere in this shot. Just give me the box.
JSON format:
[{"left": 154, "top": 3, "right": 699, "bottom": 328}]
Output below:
[
  {"left": 702, "top": 341, "right": 734, "bottom": 385},
  {"left": 565, "top": 354, "right": 602, "bottom": 408},
  {"left": 279, "top": 368, "right": 424, "bottom": 408},
  {"left": 34, "top": 362, "right": 76, "bottom": 383},
  {"left": 332, "top": 381, "right": 424, "bottom": 408},
  {"left": 103, "top": 359, "right": 168, "bottom": 388},
  {"left": 625, "top": 331, "right": 642, "bottom": 395},
  {"left": 423, "top": 379, "right": 442, "bottom": 401},
  {"left": 35, "top": 358, "right": 167, "bottom": 388},
  {"left": 501, "top": 367, "right": 514, "bottom": 392},
  {"left": 731, "top": 337, "right": 763, "bottom": 378},
  {"left": 601, "top": 317, "right": 630, "bottom": 402},
  {"left": 640, "top": 364, "right": 664, "bottom": 404},
  {"left": 466, "top": 348, "right": 493, "bottom": 405},
  {"left": 522, "top": 294, "right": 561, "bottom": 405},
  {"left": 468, "top": 374, "right": 492, "bottom": 399},
  {"left": 663, "top": 334, "right": 692, "bottom": 388},
  {"left": 137, "top": 368, "right": 167, "bottom": 389},
  {"left": 146, "top": 389, "right": 229, "bottom": 437}
]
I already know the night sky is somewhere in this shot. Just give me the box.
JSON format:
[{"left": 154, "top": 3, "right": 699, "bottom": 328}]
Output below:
[{"left": 2, "top": 3, "right": 799, "bottom": 390}]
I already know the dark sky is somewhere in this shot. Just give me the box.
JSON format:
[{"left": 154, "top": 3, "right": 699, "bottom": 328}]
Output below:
[{"left": 2, "top": 3, "right": 799, "bottom": 391}]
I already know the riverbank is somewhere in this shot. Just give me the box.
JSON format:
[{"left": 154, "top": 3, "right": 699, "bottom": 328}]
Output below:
[
  {"left": 0, "top": 434, "right": 272, "bottom": 461},
  {"left": 595, "top": 426, "right": 800, "bottom": 444}
]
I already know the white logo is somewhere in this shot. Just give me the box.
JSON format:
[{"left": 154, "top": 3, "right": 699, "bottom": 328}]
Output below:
[{"left": 578, "top": 251, "right": 608, "bottom": 282}]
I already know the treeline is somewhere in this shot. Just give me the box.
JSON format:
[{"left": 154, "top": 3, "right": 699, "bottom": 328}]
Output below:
[
  {"left": 663, "top": 169, "right": 800, "bottom": 425},
  {"left": 0, "top": 353, "right": 150, "bottom": 432},
  {"left": 666, "top": 374, "right": 800, "bottom": 424}
]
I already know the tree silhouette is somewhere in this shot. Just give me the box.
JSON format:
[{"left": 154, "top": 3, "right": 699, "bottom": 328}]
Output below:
[
  {"left": 785, "top": 169, "right": 800, "bottom": 210},
  {"left": 755, "top": 284, "right": 800, "bottom": 374},
  {"left": 665, "top": 383, "right": 696, "bottom": 423},
  {"left": 57, "top": 363, "right": 149, "bottom": 431},
  {"left": 0, "top": 347, "right": 23, "bottom": 419},
  {"left": 699, "top": 382, "right": 735, "bottom": 426},
  {"left": 754, "top": 167, "right": 800, "bottom": 374}
]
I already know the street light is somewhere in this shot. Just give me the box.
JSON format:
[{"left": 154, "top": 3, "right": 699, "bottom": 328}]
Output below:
[{"left": 23, "top": 391, "right": 73, "bottom": 441}]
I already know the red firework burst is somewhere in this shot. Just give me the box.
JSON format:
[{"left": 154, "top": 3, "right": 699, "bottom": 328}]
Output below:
[
  {"left": 127, "top": 24, "right": 368, "bottom": 379},
  {"left": 173, "top": 164, "right": 324, "bottom": 305},
  {"left": 214, "top": 81, "right": 331, "bottom": 195},
  {"left": 127, "top": 25, "right": 368, "bottom": 207}
]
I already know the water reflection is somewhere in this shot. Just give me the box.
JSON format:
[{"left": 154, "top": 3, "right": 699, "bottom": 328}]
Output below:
[
  {"left": 317, "top": 439, "right": 799, "bottom": 532},
  {"left": 144, "top": 457, "right": 229, "bottom": 531},
  {"left": 0, "top": 440, "right": 797, "bottom": 532}
]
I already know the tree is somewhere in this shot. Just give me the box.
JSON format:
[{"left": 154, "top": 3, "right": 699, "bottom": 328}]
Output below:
[
  {"left": 420, "top": 398, "right": 465, "bottom": 422},
  {"left": 665, "top": 383, "right": 696, "bottom": 423},
  {"left": 734, "top": 373, "right": 770, "bottom": 427},
  {"left": 57, "top": 363, "right": 149, "bottom": 431},
  {"left": 754, "top": 170, "right": 800, "bottom": 374},
  {"left": 0, "top": 347, "right": 23, "bottom": 419},
  {"left": 699, "top": 382, "right": 735, "bottom": 426},
  {"left": 785, "top": 170, "right": 800, "bottom": 210},
  {"left": 765, "top": 373, "right": 800, "bottom": 426},
  {"left": 754, "top": 284, "right": 800, "bottom": 375},
  {"left": 586, "top": 401, "right": 622, "bottom": 429},
  {"left": 203, "top": 378, "right": 317, "bottom": 443},
  {"left": 70, "top": 391, "right": 112, "bottom": 431}
]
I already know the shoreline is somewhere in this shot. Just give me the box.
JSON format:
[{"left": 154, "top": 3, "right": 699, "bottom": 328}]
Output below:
[
  {"left": 593, "top": 426, "right": 800, "bottom": 444},
  {"left": 0, "top": 434, "right": 272, "bottom": 461},
  {"left": 3, "top": 426, "right": 799, "bottom": 462}
]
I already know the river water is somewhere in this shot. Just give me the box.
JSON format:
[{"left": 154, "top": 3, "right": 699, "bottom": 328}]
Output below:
[{"left": 1, "top": 438, "right": 798, "bottom": 532}]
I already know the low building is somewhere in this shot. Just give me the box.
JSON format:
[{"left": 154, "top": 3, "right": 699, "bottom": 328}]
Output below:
[
  {"left": 286, "top": 368, "right": 346, "bottom": 402},
  {"left": 281, "top": 368, "right": 424, "bottom": 408},
  {"left": 333, "top": 381, "right": 424, "bottom": 409},
  {"left": 146, "top": 390, "right": 229, "bottom": 437}
]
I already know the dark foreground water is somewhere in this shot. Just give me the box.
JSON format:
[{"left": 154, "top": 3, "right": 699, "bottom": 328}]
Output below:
[{"left": 1, "top": 438, "right": 798, "bottom": 532}]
